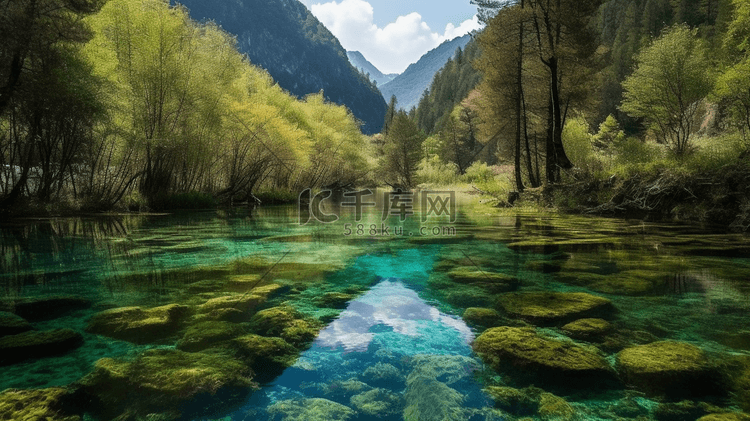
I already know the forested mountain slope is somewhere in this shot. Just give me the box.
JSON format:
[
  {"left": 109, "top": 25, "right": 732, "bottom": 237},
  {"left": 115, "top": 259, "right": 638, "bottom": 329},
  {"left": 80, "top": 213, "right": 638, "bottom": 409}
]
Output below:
[{"left": 175, "top": 0, "right": 387, "bottom": 134}]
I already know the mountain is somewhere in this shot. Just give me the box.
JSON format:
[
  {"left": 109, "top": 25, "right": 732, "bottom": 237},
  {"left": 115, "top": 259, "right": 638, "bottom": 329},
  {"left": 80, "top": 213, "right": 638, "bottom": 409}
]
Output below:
[
  {"left": 346, "top": 51, "right": 398, "bottom": 87},
  {"left": 414, "top": 37, "right": 482, "bottom": 135},
  {"left": 173, "top": 0, "right": 387, "bottom": 134},
  {"left": 379, "top": 34, "right": 472, "bottom": 111}
]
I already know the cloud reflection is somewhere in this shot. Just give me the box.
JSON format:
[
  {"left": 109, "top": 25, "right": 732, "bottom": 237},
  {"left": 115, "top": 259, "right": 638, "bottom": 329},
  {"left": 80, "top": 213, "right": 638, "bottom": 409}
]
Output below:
[{"left": 314, "top": 279, "right": 474, "bottom": 352}]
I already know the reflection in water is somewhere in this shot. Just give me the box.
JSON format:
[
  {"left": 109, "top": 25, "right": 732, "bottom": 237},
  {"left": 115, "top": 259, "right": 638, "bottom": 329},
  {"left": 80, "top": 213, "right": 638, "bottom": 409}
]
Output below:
[
  {"left": 229, "top": 279, "right": 484, "bottom": 421},
  {"left": 316, "top": 279, "right": 474, "bottom": 353}
]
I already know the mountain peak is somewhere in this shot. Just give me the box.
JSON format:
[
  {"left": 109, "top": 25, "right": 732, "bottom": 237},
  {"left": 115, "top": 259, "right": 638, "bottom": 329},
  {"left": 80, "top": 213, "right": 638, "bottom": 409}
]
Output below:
[
  {"left": 380, "top": 34, "right": 473, "bottom": 111},
  {"left": 346, "top": 51, "right": 398, "bottom": 87}
]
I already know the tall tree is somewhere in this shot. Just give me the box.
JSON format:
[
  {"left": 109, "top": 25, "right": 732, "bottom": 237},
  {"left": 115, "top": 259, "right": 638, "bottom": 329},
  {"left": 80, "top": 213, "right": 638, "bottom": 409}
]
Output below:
[{"left": 621, "top": 24, "right": 714, "bottom": 154}]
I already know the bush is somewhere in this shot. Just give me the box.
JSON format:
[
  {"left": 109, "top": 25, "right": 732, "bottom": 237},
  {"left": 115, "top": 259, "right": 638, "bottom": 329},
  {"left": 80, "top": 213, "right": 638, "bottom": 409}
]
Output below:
[
  {"left": 254, "top": 189, "right": 298, "bottom": 204},
  {"left": 462, "top": 162, "right": 495, "bottom": 183},
  {"left": 416, "top": 156, "right": 461, "bottom": 185}
]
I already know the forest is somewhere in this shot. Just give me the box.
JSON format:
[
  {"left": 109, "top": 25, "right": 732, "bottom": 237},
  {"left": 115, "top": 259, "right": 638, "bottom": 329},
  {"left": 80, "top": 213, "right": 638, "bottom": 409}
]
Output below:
[{"left": 1, "top": 0, "right": 750, "bottom": 231}]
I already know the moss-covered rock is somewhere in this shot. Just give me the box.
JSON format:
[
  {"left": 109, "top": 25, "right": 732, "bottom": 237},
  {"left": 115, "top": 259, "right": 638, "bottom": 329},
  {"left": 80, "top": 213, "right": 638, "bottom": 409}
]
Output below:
[
  {"left": 0, "top": 328, "right": 83, "bottom": 365},
  {"left": 362, "top": 362, "right": 404, "bottom": 388},
  {"left": 653, "top": 400, "right": 712, "bottom": 421},
  {"left": 5, "top": 295, "right": 91, "bottom": 321},
  {"left": 315, "top": 292, "right": 355, "bottom": 309},
  {"left": 248, "top": 305, "right": 321, "bottom": 347},
  {"left": 176, "top": 321, "right": 245, "bottom": 352},
  {"left": 403, "top": 376, "right": 466, "bottom": 421},
  {"left": 350, "top": 388, "right": 403, "bottom": 416},
  {"left": 323, "top": 379, "right": 372, "bottom": 401},
  {"left": 232, "top": 334, "right": 297, "bottom": 381},
  {"left": 198, "top": 294, "right": 264, "bottom": 314},
  {"left": 86, "top": 303, "right": 189, "bottom": 344},
  {"left": 225, "top": 274, "right": 262, "bottom": 292},
  {"left": 616, "top": 341, "right": 716, "bottom": 398},
  {"left": 484, "top": 386, "right": 540, "bottom": 415},
  {"left": 497, "top": 292, "right": 614, "bottom": 325},
  {"left": 697, "top": 413, "right": 750, "bottom": 421},
  {"left": 0, "top": 387, "right": 81, "bottom": 421},
  {"left": 462, "top": 307, "right": 503, "bottom": 328},
  {"left": 0, "top": 311, "right": 32, "bottom": 337},
  {"left": 731, "top": 357, "right": 750, "bottom": 412},
  {"left": 447, "top": 267, "right": 520, "bottom": 293},
  {"left": 538, "top": 392, "right": 576, "bottom": 421},
  {"left": 473, "top": 326, "right": 613, "bottom": 387},
  {"left": 78, "top": 349, "right": 254, "bottom": 420},
  {"left": 407, "top": 355, "right": 481, "bottom": 386},
  {"left": 267, "top": 398, "right": 354, "bottom": 421},
  {"left": 194, "top": 307, "right": 246, "bottom": 323},
  {"left": 561, "top": 318, "right": 613, "bottom": 340}
]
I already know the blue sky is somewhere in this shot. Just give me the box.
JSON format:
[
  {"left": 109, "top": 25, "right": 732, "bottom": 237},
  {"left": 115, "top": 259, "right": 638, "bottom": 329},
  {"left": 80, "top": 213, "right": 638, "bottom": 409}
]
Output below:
[{"left": 299, "top": 0, "right": 481, "bottom": 74}]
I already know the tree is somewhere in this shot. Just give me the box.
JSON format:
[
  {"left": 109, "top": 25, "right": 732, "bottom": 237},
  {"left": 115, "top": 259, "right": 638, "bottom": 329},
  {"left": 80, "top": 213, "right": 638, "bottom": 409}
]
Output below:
[
  {"left": 0, "top": 0, "right": 104, "bottom": 117},
  {"left": 378, "top": 112, "right": 425, "bottom": 188},
  {"left": 713, "top": 0, "right": 750, "bottom": 137},
  {"left": 621, "top": 24, "right": 714, "bottom": 154}
]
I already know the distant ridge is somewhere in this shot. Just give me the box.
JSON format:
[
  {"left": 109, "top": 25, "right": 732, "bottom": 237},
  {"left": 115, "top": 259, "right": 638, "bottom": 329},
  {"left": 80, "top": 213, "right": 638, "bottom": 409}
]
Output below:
[
  {"left": 380, "top": 34, "right": 473, "bottom": 111},
  {"left": 346, "top": 51, "right": 399, "bottom": 87},
  {"left": 173, "top": 0, "right": 387, "bottom": 134}
]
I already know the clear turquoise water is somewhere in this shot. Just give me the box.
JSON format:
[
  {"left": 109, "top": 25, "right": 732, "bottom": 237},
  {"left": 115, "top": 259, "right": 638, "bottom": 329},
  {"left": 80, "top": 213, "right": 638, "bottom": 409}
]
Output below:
[{"left": 1, "top": 205, "right": 750, "bottom": 420}]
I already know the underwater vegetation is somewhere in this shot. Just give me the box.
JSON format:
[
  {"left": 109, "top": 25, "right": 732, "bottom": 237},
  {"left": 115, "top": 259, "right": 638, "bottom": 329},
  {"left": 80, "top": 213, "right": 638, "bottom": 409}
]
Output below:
[{"left": 0, "top": 210, "right": 750, "bottom": 420}]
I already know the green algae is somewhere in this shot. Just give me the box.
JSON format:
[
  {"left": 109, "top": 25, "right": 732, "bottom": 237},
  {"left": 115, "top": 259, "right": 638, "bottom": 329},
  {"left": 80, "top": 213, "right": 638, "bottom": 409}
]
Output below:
[
  {"left": 616, "top": 341, "right": 717, "bottom": 398},
  {"left": 232, "top": 334, "right": 297, "bottom": 371},
  {"left": 86, "top": 304, "right": 190, "bottom": 344},
  {"left": 248, "top": 305, "right": 321, "bottom": 347},
  {"left": 78, "top": 349, "right": 255, "bottom": 420},
  {"left": 698, "top": 413, "right": 750, "bottom": 421},
  {"left": 561, "top": 318, "right": 613, "bottom": 340},
  {"left": 462, "top": 307, "right": 504, "bottom": 328},
  {"left": 473, "top": 326, "right": 613, "bottom": 387},
  {"left": 0, "top": 311, "right": 32, "bottom": 337},
  {"left": 267, "top": 398, "right": 354, "bottom": 421},
  {"left": 0, "top": 387, "right": 81, "bottom": 421},
  {"left": 176, "top": 321, "right": 245, "bottom": 352},
  {"left": 349, "top": 388, "right": 403, "bottom": 416},
  {"left": 498, "top": 292, "right": 614, "bottom": 324},
  {"left": 0, "top": 329, "right": 83, "bottom": 365},
  {"left": 484, "top": 386, "right": 541, "bottom": 415}
]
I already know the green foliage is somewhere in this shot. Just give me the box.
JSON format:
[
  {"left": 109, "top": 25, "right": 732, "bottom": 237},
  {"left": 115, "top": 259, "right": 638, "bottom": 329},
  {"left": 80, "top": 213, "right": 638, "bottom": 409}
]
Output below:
[
  {"left": 377, "top": 112, "right": 426, "bottom": 188},
  {"left": 621, "top": 24, "right": 715, "bottom": 154},
  {"left": 414, "top": 40, "right": 482, "bottom": 135},
  {"left": 562, "top": 118, "right": 600, "bottom": 173},
  {"left": 416, "top": 156, "right": 461, "bottom": 186}
]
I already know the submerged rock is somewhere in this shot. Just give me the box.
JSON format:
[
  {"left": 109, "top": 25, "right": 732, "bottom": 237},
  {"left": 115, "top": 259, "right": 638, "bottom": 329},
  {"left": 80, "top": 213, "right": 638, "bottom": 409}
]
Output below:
[
  {"left": 731, "top": 356, "right": 750, "bottom": 412},
  {"left": 497, "top": 292, "right": 614, "bottom": 325},
  {"left": 349, "top": 388, "right": 403, "bottom": 416},
  {"left": 407, "top": 354, "right": 481, "bottom": 386},
  {"left": 314, "top": 292, "right": 355, "bottom": 309},
  {"left": 561, "top": 318, "right": 613, "bottom": 340},
  {"left": 0, "top": 329, "right": 83, "bottom": 365},
  {"left": 462, "top": 307, "right": 503, "bottom": 328},
  {"left": 0, "top": 311, "right": 32, "bottom": 337},
  {"left": 362, "top": 362, "right": 404, "bottom": 388},
  {"left": 176, "top": 321, "right": 245, "bottom": 352},
  {"left": 86, "top": 303, "right": 189, "bottom": 344},
  {"left": 616, "top": 341, "right": 717, "bottom": 398},
  {"left": 447, "top": 267, "right": 520, "bottom": 293},
  {"left": 248, "top": 305, "right": 321, "bottom": 347},
  {"left": 538, "top": 392, "right": 576, "bottom": 421},
  {"left": 484, "top": 386, "right": 540, "bottom": 415},
  {"left": 78, "top": 349, "right": 254, "bottom": 420},
  {"left": 653, "top": 400, "right": 715, "bottom": 421},
  {"left": 5, "top": 295, "right": 91, "bottom": 321},
  {"left": 232, "top": 334, "right": 297, "bottom": 381},
  {"left": 697, "top": 414, "right": 750, "bottom": 421},
  {"left": 0, "top": 387, "right": 81, "bottom": 421},
  {"left": 404, "top": 376, "right": 467, "bottom": 421},
  {"left": 267, "top": 398, "right": 354, "bottom": 421},
  {"left": 472, "top": 326, "right": 613, "bottom": 387}
]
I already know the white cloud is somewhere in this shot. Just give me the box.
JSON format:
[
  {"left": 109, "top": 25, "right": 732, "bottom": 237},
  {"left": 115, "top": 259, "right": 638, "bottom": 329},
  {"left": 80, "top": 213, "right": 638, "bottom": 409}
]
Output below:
[{"left": 310, "top": 0, "right": 482, "bottom": 74}]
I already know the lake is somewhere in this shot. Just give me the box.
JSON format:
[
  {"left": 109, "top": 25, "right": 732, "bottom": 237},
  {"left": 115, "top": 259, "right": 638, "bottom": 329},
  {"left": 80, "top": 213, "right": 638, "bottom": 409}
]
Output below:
[{"left": 1, "top": 197, "right": 749, "bottom": 420}]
